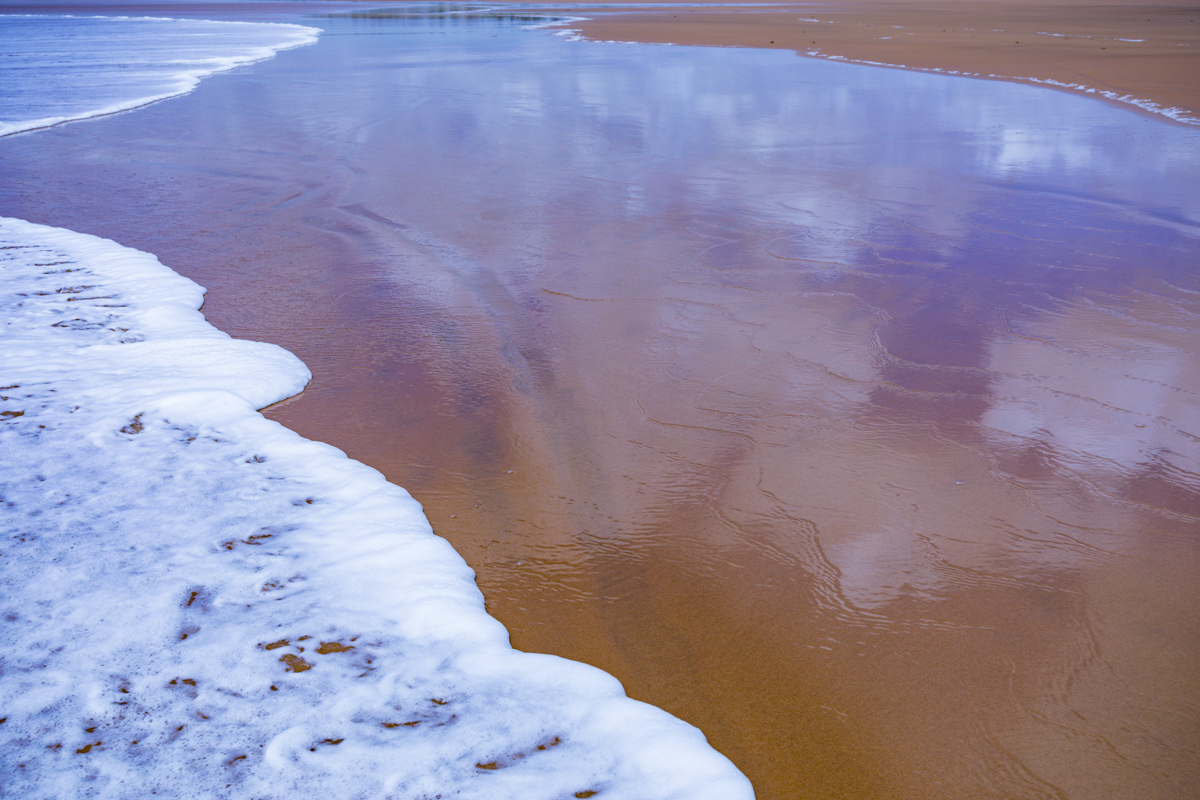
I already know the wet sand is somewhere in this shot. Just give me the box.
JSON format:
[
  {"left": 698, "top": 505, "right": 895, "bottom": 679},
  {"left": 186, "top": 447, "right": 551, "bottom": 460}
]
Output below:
[
  {"left": 4, "top": 5, "right": 1200, "bottom": 799},
  {"left": 561, "top": 0, "right": 1200, "bottom": 122}
]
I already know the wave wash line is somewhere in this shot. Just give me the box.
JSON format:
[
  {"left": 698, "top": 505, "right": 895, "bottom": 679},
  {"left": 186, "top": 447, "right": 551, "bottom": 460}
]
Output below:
[
  {"left": 0, "top": 217, "right": 752, "bottom": 796},
  {"left": 0, "top": 15, "right": 319, "bottom": 137},
  {"left": 0, "top": 12, "right": 752, "bottom": 799}
]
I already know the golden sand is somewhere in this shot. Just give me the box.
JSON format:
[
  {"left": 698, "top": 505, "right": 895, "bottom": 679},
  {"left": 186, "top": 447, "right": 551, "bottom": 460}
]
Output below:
[
  {"left": 3, "top": 6, "right": 1197, "bottom": 797},
  {"left": 555, "top": 1, "right": 1200, "bottom": 121}
]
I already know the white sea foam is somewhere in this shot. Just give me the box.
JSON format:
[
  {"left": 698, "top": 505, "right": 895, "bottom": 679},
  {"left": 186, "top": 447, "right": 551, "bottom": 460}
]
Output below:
[
  {"left": 0, "top": 216, "right": 753, "bottom": 797},
  {"left": 794, "top": 47, "right": 1198, "bottom": 125},
  {"left": 524, "top": 13, "right": 589, "bottom": 40},
  {"left": 0, "top": 15, "right": 319, "bottom": 137}
]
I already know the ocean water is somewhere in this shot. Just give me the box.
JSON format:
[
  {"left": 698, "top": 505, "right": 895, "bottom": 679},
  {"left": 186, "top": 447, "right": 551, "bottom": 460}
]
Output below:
[
  {"left": 0, "top": 12, "right": 753, "bottom": 800},
  {"left": 0, "top": 14, "right": 319, "bottom": 136},
  {"left": 4, "top": 4, "right": 1200, "bottom": 799}
]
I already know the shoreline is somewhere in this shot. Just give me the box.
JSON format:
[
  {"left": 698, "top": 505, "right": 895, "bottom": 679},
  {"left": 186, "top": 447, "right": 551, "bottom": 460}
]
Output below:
[
  {"left": 0, "top": 15, "right": 320, "bottom": 138},
  {"left": 0, "top": 215, "right": 750, "bottom": 796},
  {"left": 4, "top": 5, "right": 1200, "bottom": 798},
  {"left": 525, "top": 1, "right": 1200, "bottom": 124}
]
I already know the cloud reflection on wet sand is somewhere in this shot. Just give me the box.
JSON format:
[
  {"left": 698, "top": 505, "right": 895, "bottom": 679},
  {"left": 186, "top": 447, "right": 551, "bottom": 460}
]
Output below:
[{"left": 3, "top": 10, "right": 1197, "bottom": 798}]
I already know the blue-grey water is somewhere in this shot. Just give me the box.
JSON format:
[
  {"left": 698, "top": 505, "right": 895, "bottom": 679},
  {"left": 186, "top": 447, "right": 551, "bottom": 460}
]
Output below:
[
  {"left": 0, "top": 11, "right": 317, "bottom": 135},
  {"left": 2, "top": 3, "right": 1198, "bottom": 798}
]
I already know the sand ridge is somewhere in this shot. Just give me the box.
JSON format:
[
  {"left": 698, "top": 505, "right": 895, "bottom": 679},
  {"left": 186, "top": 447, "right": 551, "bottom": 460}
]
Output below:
[{"left": 533, "top": 1, "right": 1200, "bottom": 123}]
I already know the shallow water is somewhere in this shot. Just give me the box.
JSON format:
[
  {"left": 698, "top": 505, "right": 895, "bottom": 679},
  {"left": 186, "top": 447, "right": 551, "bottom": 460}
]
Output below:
[
  {"left": 0, "top": 9, "right": 752, "bottom": 796},
  {"left": 0, "top": 214, "right": 746, "bottom": 799},
  {"left": 0, "top": 13, "right": 317, "bottom": 136},
  {"left": 3, "top": 4, "right": 1199, "bottom": 798}
]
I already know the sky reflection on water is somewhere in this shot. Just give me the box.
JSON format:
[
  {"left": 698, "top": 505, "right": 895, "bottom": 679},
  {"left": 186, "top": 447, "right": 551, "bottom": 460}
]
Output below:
[
  {"left": 3, "top": 6, "right": 1198, "bottom": 798},
  {"left": 277, "top": 17, "right": 1200, "bottom": 798}
]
